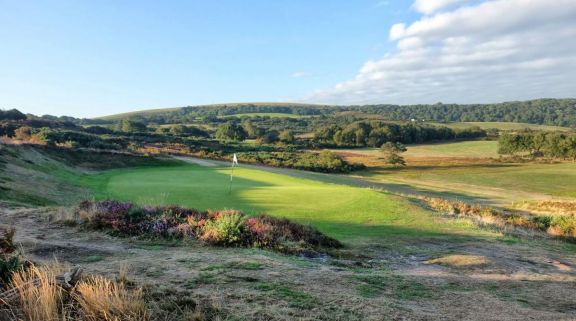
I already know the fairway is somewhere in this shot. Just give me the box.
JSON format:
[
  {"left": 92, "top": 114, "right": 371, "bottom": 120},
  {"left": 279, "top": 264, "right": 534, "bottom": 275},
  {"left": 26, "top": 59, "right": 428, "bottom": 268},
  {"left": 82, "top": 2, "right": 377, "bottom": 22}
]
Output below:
[{"left": 84, "top": 164, "right": 485, "bottom": 240}]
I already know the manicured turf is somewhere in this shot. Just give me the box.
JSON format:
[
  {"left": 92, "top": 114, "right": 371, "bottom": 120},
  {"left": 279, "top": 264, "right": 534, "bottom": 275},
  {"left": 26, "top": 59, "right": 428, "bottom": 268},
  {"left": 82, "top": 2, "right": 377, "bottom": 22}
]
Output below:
[{"left": 76, "top": 164, "right": 487, "bottom": 240}]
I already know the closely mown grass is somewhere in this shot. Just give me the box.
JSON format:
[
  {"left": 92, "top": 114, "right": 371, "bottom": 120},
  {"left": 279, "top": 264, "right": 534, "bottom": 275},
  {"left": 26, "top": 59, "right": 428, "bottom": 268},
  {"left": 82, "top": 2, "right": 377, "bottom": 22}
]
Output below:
[
  {"left": 76, "top": 200, "right": 342, "bottom": 255},
  {"left": 76, "top": 163, "right": 490, "bottom": 241}
]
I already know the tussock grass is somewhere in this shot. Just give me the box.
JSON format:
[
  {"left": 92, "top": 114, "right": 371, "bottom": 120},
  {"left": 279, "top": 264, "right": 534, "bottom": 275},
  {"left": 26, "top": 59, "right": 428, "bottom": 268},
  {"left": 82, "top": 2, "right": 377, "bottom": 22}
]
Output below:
[
  {"left": 10, "top": 264, "right": 66, "bottom": 321},
  {"left": 74, "top": 276, "right": 149, "bottom": 321}
]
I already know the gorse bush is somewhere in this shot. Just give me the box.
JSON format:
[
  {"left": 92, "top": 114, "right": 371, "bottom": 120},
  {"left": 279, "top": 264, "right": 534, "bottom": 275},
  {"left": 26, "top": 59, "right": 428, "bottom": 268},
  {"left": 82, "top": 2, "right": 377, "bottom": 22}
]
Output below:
[
  {"left": 77, "top": 201, "right": 342, "bottom": 254},
  {"left": 201, "top": 211, "right": 245, "bottom": 245}
]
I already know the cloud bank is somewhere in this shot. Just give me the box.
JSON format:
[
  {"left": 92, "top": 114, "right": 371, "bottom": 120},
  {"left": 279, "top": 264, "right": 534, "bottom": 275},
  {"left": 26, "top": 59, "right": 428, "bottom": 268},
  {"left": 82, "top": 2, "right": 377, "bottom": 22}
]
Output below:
[{"left": 307, "top": 0, "right": 576, "bottom": 105}]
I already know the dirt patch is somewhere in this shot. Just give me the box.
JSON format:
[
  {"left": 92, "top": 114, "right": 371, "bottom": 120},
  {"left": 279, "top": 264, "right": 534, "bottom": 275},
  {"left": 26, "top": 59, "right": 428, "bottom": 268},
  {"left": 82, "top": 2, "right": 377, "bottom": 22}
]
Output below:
[{"left": 426, "top": 255, "right": 489, "bottom": 268}]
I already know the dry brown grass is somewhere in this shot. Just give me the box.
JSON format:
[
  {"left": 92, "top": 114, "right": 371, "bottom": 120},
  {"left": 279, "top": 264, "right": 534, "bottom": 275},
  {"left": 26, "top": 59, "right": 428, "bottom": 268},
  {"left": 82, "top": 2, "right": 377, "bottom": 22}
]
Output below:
[
  {"left": 513, "top": 200, "right": 576, "bottom": 216},
  {"left": 74, "top": 276, "right": 149, "bottom": 321},
  {"left": 4, "top": 261, "right": 151, "bottom": 321},
  {"left": 426, "top": 255, "right": 489, "bottom": 268},
  {"left": 10, "top": 263, "right": 67, "bottom": 321}
]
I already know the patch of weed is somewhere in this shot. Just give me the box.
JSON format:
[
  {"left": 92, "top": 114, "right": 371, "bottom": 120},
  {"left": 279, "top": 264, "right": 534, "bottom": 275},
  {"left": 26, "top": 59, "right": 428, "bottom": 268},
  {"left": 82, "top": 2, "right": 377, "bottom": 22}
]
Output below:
[
  {"left": 80, "top": 255, "right": 104, "bottom": 263},
  {"left": 226, "top": 261, "right": 264, "bottom": 270},
  {"left": 254, "top": 282, "right": 317, "bottom": 309}
]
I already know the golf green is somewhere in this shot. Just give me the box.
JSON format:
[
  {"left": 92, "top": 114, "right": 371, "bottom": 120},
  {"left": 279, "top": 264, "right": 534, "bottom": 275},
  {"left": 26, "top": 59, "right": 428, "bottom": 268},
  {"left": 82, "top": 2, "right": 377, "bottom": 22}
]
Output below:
[{"left": 87, "top": 164, "right": 487, "bottom": 240}]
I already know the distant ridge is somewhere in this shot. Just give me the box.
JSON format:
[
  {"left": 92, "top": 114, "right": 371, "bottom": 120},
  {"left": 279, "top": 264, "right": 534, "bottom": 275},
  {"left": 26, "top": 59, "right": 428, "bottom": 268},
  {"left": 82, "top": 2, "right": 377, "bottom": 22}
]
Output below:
[{"left": 96, "top": 102, "right": 329, "bottom": 120}]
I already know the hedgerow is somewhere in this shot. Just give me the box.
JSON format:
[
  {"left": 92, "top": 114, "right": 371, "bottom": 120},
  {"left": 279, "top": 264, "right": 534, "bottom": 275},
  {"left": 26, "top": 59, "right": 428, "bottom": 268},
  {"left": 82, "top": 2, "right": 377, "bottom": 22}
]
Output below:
[{"left": 77, "top": 201, "right": 342, "bottom": 254}]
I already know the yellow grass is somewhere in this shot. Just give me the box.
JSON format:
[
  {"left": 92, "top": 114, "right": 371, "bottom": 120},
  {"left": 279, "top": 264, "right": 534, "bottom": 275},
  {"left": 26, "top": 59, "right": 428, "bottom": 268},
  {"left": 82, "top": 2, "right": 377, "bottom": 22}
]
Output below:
[
  {"left": 426, "top": 255, "right": 489, "bottom": 268},
  {"left": 11, "top": 264, "right": 67, "bottom": 321},
  {"left": 74, "top": 276, "right": 149, "bottom": 321}
]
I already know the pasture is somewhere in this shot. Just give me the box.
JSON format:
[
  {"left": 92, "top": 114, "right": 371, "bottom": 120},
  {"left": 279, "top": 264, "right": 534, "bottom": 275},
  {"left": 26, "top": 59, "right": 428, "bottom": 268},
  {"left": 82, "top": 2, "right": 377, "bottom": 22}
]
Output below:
[
  {"left": 340, "top": 140, "right": 576, "bottom": 205},
  {"left": 75, "top": 163, "right": 486, "bottom": 241},
  {"left": 220, "top": 112, "right": 309, "bottom": 118},
  {"left": 426, "top": 121, "right": 573, "bottom": 132}
]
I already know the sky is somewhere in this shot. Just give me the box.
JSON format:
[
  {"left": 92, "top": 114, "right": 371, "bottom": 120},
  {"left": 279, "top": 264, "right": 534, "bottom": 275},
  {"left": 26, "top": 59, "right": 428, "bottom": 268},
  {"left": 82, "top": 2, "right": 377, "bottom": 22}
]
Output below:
[{"left": 1, "top": 0, "right": 575, "bottom": 118}]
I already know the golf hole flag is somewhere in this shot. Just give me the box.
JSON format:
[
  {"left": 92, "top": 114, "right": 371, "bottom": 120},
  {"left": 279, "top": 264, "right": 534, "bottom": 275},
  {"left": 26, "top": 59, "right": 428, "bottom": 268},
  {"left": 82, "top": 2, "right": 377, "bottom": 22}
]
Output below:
[{"left": 228, "top": 153, "right": 238, "bottom": 193}]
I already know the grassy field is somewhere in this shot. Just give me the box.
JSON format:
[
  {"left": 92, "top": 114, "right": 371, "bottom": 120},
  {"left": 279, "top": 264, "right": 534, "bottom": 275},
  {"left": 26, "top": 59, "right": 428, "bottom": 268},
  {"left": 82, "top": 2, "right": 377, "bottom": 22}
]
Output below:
[
  {"left": 220, "top": 113, "right": 309, "bottom": 119},
  {"left": 67, "top": 163, "right": 488, "bottom": 241},
  {"left": 427, "top": 121, "right": 573, "bottom": 132},
  {"left": 338, "top": 140, "right": 576, "bottom": 205},
  {"left": 364, "top": 163, "right": 576, "bottom": 199},
  {"left": 335, "top": 141, "right": 499, "bottom": 159}
]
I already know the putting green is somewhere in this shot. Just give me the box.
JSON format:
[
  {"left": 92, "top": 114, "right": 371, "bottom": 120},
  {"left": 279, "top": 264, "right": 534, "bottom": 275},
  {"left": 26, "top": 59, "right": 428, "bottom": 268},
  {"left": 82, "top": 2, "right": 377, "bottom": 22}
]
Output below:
[{"left": 85, "top": 164, "right": 487, "bottom": 240}]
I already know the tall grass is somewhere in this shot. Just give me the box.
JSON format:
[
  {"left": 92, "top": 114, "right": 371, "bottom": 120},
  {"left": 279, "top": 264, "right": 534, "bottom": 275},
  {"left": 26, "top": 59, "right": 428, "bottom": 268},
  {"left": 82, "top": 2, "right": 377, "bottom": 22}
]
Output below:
[
  {"left": 422, "top": 196, "right": 576, "bottom": 240},
  {"left": 74, "top": 276, "right": 149, "bottom": 321},
  {"left": 10, "top": 264, "right": 66, "bottom": 321},
  {"left": 4, "top": 262, "right": 150, "bottom": 321}
]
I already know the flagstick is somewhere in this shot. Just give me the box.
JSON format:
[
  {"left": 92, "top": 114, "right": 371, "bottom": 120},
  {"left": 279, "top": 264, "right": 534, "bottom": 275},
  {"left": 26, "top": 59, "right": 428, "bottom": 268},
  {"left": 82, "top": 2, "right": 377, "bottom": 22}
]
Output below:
[{"left": 228, "top": 163, "right": 234, "bottom": 194}]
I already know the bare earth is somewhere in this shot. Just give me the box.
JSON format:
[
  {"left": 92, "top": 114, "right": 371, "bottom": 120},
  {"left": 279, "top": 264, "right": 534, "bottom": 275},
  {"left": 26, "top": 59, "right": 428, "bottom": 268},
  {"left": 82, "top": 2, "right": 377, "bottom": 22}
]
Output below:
[{"left": 2, "top": 206, "right": 575, "bottom": 321}]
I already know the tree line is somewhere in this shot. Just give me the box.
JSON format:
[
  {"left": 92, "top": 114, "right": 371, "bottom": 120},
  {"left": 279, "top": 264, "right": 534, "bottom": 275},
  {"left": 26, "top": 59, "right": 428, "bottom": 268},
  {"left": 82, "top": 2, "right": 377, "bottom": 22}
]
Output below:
[
  {"left": 313, "top": 121, "right": 486, "bottom": 147},
  {"left": 498, "top": 131, "right": 576, "bottom": 160}
]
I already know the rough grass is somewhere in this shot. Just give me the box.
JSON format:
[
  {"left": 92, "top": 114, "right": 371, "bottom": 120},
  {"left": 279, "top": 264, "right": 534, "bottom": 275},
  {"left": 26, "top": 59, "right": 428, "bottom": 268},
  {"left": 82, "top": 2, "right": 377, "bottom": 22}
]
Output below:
[
  {"left": 426, "top": 121, "right": 573, "bottom": 132},
  {"left": 426, "top": 255, "right": 489, "bottom": 268}
]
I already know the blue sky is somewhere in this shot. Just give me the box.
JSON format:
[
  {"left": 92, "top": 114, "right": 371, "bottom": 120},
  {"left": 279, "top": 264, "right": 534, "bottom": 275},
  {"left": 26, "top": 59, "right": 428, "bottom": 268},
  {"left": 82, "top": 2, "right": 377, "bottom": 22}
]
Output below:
[
  {"left": 0, "top": 0, "right": 414, "bottom": 117},
  {"left": 1, "top": 0, "right": 575, "bottom": 117}
]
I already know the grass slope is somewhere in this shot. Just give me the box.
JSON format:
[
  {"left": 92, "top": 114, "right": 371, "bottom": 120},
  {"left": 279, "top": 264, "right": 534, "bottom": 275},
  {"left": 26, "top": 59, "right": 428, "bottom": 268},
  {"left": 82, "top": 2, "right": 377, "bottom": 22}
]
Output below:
[
  {"left": 97, "top": 102, "right": 325, "bottom": 120},
  {"left": 427, "top": 121, "right": 573, "bottom": 132},
  {"left": 71, "top": 164, "right": 487, "bottom": 241},
  {"left": 219, "top": 113, "right": 310, "bottom": 119}
]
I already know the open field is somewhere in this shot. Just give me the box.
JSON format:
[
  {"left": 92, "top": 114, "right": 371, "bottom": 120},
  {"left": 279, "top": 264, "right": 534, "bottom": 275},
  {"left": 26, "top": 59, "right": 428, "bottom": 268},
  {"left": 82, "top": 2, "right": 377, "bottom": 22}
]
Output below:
[
  {"left": 331, "top": 141, "right": 576, "bottom": 206},
  {"left": 334, "top": 141, "right": 499, "bottom": 160},
  {"left": 220, "top": 113, "right": 310, "bottom": 118},
  {"left": 426, "top": 121, "right": 574, "bottom": 132}
]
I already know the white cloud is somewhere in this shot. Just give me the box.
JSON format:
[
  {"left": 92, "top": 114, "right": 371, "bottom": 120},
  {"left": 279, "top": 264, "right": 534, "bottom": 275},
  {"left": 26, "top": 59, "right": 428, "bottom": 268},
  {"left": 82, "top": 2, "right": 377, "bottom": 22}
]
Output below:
[
  {"left": 291, "top": 71, "right": 311, "bottom": 78},
  {"left": 413, "top": 0, "right": 470, "bottom": 14},
  {"left": 306, "top": 0, "right": 576, "bottom": 105}
]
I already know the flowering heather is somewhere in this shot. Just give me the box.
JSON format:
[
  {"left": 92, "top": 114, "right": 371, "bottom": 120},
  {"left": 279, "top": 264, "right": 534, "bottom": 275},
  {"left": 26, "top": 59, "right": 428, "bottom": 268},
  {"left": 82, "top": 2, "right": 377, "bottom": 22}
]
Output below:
[{"left": 77, "top": 201, "right": 342, "bottom": 254}]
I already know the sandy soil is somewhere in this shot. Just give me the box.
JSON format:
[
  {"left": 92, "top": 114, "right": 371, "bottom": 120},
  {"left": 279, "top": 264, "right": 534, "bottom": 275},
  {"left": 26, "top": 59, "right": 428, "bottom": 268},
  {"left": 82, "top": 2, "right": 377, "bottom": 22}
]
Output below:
[{"left": 1, "top": 206, "right": 575, "bottom": 320}]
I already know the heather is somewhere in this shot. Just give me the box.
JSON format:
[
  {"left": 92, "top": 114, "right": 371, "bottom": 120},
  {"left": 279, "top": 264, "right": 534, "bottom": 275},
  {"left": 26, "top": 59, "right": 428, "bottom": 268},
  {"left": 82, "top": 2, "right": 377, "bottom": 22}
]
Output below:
[{"left": 76, "top": 200, "right": 342, "bottom": 254}]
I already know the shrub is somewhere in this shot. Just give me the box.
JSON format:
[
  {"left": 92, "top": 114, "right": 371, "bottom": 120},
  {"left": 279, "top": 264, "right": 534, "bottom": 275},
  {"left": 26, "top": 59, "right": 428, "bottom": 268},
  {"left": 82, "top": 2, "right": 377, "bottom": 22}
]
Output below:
[
  {"left": 245, "top": 215, "right": 342, "bottom": 250},
  {"left": 200, "top": 211, "right": 245, "bottom": 245},
  {"left": 75, "top": 201, "right": 341, "bottom": 254}
]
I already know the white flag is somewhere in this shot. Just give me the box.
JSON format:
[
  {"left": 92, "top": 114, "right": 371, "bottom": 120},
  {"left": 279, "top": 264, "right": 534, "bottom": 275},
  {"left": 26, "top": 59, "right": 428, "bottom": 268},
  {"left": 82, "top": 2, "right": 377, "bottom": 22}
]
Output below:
[{"left": 232, "top": 153, "right": 238, "bottom": 166}]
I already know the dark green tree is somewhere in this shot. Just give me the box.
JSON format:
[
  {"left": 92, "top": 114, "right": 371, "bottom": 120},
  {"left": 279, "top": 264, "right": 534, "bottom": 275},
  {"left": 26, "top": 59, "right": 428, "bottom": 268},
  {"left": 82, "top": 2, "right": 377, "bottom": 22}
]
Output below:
[
  {"left": 380, "top": 142, "right": 407, "bottom": 166},
  {"left": 215, "top": 121, "right": 247, "bottom": 141}
]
